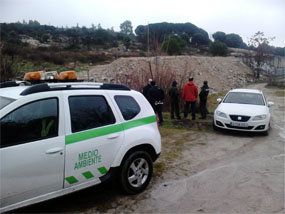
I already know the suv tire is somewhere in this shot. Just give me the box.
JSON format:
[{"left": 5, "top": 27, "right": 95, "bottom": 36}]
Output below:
[{"left": 119, "top": 150, "right": 153, "bottom": 195}]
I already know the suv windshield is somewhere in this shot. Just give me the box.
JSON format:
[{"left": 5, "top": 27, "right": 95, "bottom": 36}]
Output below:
[
  {"left": 223, "top": 92, "right": 265, "bottom": 105},
  {"left": 0, "top": 96, "right": 16, "bottom": 110}
]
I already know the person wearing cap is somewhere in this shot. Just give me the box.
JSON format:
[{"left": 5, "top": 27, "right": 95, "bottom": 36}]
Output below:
[
  {"left": 199, "top": 80, "right": 210, "bottom": 119},
  {"left": 148, "top": 81, "right": 165, "bottom": 125},
  {"left": 143, "top": 78, "right": 152, "bottom": 102},
  {"left": 182, "top": 77, "right": 198, "bottom": 120},
  {"left": 168, "top": 80, "right": 181, "bottom": 120}
]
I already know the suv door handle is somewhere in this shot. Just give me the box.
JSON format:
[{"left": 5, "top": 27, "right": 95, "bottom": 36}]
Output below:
[
  {"left": 107, "top": 133, "right": 120, "bottom": 139},
  {"left": 46, "top": 147, "right": 63, "bottom": 154}
]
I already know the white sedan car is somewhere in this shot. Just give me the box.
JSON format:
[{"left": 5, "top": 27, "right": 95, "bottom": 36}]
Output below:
[{"left": 213, "top": 88, "right": 274, "bottom": 135}]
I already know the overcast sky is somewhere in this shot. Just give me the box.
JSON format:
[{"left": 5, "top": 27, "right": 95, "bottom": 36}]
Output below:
[{"left": 1, "top": 0, "right": 284, "bottom": 47}]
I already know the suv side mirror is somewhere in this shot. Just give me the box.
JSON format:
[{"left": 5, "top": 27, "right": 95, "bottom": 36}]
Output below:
[
  {"left": 267, "top": 101, "right": 274, "bottom": 107},
  {"left": 217, "top": 98, "right": 222, "bottom": 103}
]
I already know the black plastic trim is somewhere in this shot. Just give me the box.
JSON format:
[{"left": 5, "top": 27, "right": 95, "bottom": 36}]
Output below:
[
  {"left": 225, "top": 124, "right": 254, "bottom": 130},
  {"left": 229, "top": 115, "right": 251, "bottom": 122},
  {"left": 99, "top": 166, "right": 120, "bottom": 183},
  {"left": 0, "top": 81, "right": 31, "bottom": 88},
  {"left": 216, "top": 120, "right": 224, "bottom": 127},
  {"left": 20, "top": 83, "right": 130, "bottom": 95}
]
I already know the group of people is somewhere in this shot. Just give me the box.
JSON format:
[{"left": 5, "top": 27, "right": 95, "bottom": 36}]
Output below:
[{"left": 143, "top": 77, "right": 210, "bottom": 125}]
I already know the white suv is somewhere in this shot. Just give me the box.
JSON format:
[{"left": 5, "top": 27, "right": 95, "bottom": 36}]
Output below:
[{"left": 0, "top": 81, "right": 161, "bottom": 212}]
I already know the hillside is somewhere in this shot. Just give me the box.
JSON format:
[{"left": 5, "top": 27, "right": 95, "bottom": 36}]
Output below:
[
  {"left": 77, "top": 56, "right": 254, "bottom": 93},
  {"left": 1, "top": 21, "right": 284, "bottom": 84}
]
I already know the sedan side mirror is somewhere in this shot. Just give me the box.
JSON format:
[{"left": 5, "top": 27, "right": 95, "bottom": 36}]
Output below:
[
  {"left": 267, "top": 101, "right": 274, "bottom": 107},
  {"left": 217, "top": 98, "right": 222, "bottom": 103}
]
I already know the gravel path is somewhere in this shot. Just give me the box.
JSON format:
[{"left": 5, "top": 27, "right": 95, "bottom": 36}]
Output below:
[{"left": 16, "top": 83, "right": 284, "bottom": 214}]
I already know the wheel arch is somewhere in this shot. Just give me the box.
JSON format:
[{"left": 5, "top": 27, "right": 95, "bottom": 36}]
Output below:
[{"left": 121, "top": 144, "right": 158, "bottom": 165}]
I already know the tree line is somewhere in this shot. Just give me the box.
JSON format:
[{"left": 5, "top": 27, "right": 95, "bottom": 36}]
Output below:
[{"left": 1, "top": 20, "right": 284, "bottom": 56}]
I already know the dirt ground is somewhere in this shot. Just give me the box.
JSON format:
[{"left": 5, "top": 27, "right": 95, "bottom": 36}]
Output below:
[{"left": 16, "top": 83, "right": 284, "bottom": 213}]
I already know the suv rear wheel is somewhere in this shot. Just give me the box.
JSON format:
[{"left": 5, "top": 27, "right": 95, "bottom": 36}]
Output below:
[{"left": 119, "top": 150, "right": 153, "bottom": 194}]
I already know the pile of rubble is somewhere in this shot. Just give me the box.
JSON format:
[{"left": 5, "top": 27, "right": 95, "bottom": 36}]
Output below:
[{"left": 77, "top": 56, "right": 254, "bottom": 93}]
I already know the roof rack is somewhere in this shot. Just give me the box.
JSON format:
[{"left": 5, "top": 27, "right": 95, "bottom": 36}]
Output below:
[
  {"left": 0, "top": 80, "right": 81, "bottom": 89},
  {"left": 0, "top": 81, "right": 31, "bottom": 88},
  {"left": 20, "top": 82, "right": 130, "bottom": 95}
]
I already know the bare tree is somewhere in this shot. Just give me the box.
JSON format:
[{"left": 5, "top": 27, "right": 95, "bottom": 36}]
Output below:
[
  {"left": 0, "top": 42, "right": 20, "bottom": 82},
  {"left": 248, "top": 31, "right": 275, "bottom": 79}
]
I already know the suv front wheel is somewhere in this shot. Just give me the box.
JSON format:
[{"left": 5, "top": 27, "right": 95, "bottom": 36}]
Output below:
[{"left": 119, "top": 150, "right": 153, "bottom": 194}]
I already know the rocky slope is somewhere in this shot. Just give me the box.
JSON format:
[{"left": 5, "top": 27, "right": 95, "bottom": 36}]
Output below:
[{"left": 77, "top": 56, "right": 254, "bottom": 93}]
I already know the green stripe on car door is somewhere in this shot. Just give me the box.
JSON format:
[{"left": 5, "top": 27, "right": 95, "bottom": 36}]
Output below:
[
  {"left": 65, "top": 167, "right": 107, "bottom": 184},
  {"left": 98, "top": 167, "right": 108, "bottom": 174},
  {"left": 66, "top": 123, "right": 124, "bottom": 145},
  {"left": 123, "top": 115, "right": 156, "bottom": 130},
  {"left": 65, "top": 115, "right": 156, "bottom": 145},
  {"left": 65, "top": 176, "right": 78, "bottom": 184},
  {"left": 82, "top": 171, "right": 94, "bottom": 179}
]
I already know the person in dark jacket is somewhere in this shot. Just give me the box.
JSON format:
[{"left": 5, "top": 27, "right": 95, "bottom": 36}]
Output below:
[
  {"left": 199, "top": 81, "right": 210, "bottom": 119},
  {"left": 168, "top": 80, "right": 181, "bottom": 119},
  {"left": 148, "top": 81, "right": 165, "bottom": 125},
  {"left": 182, "top": 77, "right": 198, "bottom": 120},
  {"left": 142, "top": 78, "right": 152, "bottom": 102}
]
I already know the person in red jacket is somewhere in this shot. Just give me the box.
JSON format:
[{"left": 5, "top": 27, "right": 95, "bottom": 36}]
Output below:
[{"left": 182, "top": 77, "right": 198, "bottom": 120}]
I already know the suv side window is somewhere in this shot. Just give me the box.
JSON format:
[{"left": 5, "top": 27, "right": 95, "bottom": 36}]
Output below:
[
  {"left": 115, "top": 95, "right": 141, "bottom": 120},
  {"left": 0, "top": 98, "right": 58, "bottom": 148},
  {"left": 69, "top": 96, "right": 116, "bottom": 133}
]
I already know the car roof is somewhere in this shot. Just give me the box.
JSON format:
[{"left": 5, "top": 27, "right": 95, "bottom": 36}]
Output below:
[
  {"left": 230, "top": 88, "right": 262, "bottom": 94},
  {"left": 0, "top": 82, "right": 132, "bottom": 99},
  {"left": 0, "top": 86, "right": 28, "bottom": 100}
]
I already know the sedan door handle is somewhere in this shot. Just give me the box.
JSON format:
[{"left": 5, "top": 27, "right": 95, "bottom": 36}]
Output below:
[
  {"left": 107, "top": 133, "right": 120, "bottom": 139},
  {"left": 46, "top": 147, "right": 63, "bottom": 154}
]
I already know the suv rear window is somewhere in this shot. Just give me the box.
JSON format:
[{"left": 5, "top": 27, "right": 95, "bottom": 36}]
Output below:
[
  {"left": 115, "top": 95, "right": 140, "bottom": 120},
  {"left": 69, "top": 96, "right": 116, "bottom": 133}
]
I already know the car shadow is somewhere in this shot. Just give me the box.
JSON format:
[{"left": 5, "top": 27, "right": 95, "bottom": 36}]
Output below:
[
  {"left": 12, "top": 179, "right": 124, "bottom": 213},
  {"left": 213, "top": 128, "right": 267, "bottom": 138}
]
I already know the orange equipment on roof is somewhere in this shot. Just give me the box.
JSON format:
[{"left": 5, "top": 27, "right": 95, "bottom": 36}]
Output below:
[
  {"left": 24, "top": 71, "right": 43, "bottom": 81},
  {"left": 59, "top": 71, "right": 77, "bottom": 80}
]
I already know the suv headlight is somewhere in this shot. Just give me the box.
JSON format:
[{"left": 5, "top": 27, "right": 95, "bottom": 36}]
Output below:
[
  {"left": 216, "top": 110, "right": 227, "bottom": 118},
  {"left": 253, "top": 114, "right": 267, "bottom": 120}
]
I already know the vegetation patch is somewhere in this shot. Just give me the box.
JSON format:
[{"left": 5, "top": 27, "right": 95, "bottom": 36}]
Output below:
[
  {"left": 153, "top": 112, "right": 213, "bottom": 178},
  {"left": 207, "top": 91, "right": 227, "bottom": 112},
  {"left": 265, "top": 84, "right": 285, "bottom": 89},
  {"left": 153, "top": 162, "right": 165, "bottom": 176},
  {"left": 275, "top": 90, "right": 285, "bottom": 97}
]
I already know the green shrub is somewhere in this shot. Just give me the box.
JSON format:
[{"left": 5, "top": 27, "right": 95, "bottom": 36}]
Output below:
[
  {"left": 162, "top": 35, "right": 185, "bottom": 55},
  {"left": 209, "top": 41, "right": 228, "bottom": 56}
]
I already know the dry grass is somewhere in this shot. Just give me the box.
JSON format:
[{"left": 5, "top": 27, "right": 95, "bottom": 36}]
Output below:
[
  {"left": 207, "top": 91, "right": 227, "bottom": 113},
  {"left": 153, "top": 114, "right": 210, "bottom": 178},
  {"left": 275, "top": 90, "right": 285, "bottom": 97}
]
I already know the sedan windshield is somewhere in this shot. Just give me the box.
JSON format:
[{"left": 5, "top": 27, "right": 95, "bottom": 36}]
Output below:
[
  {"left": 0, "top": 96, "right": 16, "bottom": 110},
  {"left": 223, "top": 92, "right": 265, "bottom": 105}
]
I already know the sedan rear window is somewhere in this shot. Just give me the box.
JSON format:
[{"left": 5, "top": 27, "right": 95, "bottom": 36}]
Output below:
[
  {"left": 0, "top": 96, "right": 15, "bottom": 110},
  {"left": 223, "top": 92, "right": 265, "bottom": 105}
]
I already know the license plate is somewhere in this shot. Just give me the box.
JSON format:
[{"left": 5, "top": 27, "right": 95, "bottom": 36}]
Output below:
[{"left": 230, "top": 122, "right": 248, "bottom": 127}]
